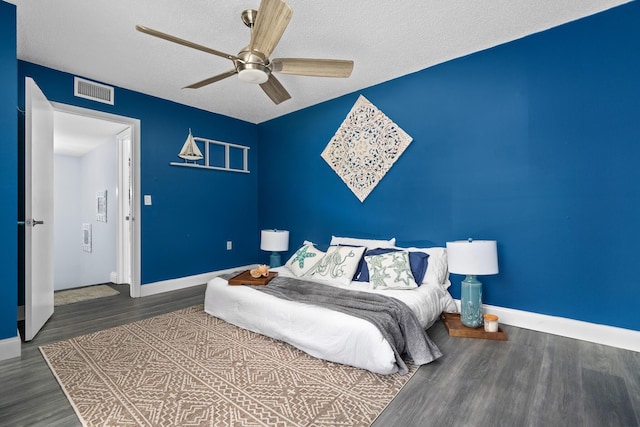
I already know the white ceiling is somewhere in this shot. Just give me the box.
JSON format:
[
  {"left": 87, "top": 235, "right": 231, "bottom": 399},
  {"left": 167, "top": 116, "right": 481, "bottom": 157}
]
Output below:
[
  {"left": 8, "top": 0, "right": 630, "bottom": 124},
  {"left": 53, "top": 111, "right": 128, "bottom": 157}
]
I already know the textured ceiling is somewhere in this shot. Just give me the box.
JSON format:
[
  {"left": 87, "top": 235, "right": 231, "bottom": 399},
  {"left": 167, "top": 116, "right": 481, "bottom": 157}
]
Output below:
[{"left": 8, "top": 0, "right": 630, "bottom": 124}]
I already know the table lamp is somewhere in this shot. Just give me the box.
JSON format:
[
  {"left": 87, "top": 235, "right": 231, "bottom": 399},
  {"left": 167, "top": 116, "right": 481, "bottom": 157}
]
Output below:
[
  {"left": 260, "top": 229, "right": 289, "bottom": 268},
  {"left": 446, "top": 239, "right": 499, "bottom": 328}
]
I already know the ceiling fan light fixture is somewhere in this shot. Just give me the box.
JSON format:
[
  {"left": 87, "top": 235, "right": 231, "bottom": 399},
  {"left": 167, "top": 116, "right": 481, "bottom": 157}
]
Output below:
[
  {"left": 238, "top": 68, "right": 269, "bottom": 84},
  {"left": 136, "top": 0, "right": 353, "bottom": 104}
]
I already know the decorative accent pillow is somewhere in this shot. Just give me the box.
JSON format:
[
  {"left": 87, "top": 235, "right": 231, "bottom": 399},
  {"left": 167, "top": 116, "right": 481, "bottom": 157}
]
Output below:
[
  {"left": 397, "top": 246, "right": 449, "bottom": 287},
  {"left": 330, "top": 235, "right": 396, "bottom": 249},
  {"left": 356, "top": 248, "right": 429, "bottom": 285},
  {"left": 365, "top": 251, "right": 418, "bottom": 290},
  {"left": 311, "top": 245, "right": 366, "bottom": 285},
  {"left": 303, "top": 240, "right": 331, "bottom": 252},
  {"left": 285, "top": 243, "right": 325, "bottom": 277}
]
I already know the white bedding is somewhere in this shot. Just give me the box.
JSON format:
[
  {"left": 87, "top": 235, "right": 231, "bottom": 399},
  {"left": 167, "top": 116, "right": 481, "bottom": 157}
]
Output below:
[{"left": 204, "top": 266, "right": 457, "bottom": 374}]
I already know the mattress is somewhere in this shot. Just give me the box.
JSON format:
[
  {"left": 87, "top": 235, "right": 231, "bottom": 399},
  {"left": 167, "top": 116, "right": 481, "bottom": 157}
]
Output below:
[{"left": 204, "top": 266, "right": 457, "bottom": 375}]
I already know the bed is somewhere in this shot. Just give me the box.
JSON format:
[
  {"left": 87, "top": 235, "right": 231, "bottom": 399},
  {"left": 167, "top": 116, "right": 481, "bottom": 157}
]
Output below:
[{"left": 204, "top": 237, "right": 457, "bottom": 375}]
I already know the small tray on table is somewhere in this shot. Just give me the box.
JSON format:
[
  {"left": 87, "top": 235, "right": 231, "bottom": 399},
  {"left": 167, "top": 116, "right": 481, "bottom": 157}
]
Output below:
[
  {"left": 227, "top": 270, "right": 278, "bottom": 286},
  {"left": 441, "top": 312, "right": 508, "bottom": 340}
]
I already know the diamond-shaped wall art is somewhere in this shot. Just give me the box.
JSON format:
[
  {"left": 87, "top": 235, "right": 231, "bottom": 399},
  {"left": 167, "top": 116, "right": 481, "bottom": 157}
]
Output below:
[{"left": 321, "top": 95, "right": 413, "bottom": 202}]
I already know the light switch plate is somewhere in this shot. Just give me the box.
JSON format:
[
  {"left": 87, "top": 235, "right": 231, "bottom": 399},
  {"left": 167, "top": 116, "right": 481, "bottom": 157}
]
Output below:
[{"left": 144, "top": 195, "right": 152, "bottom": 205}]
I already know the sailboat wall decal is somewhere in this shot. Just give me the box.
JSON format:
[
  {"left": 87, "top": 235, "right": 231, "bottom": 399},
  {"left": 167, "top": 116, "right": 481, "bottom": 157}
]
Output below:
[{"left": 178, "top": 129, "right": 204, "bottom": 162}]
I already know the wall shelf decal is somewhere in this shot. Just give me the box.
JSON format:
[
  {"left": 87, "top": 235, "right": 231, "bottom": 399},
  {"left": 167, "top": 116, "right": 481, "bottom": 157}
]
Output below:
[
  {"left": 170, "top": 133, "right": 250, "bottom": 174},
  {"left": 321, "top": 95, "right": 413, "bottom": 202}
]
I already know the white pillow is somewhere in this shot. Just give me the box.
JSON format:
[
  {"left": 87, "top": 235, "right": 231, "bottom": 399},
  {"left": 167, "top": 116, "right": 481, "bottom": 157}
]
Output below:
[
  {"left": 395, "top": 246, "right": 449, "bottom": 287},
  {"left": 330, "top": 235, "right": 396, "bottom": 249},
  {"left": 365, "top": 251, "right": 417, "bottom": 290},
  {"left": 285, "top": 243, "right": 325, "bottom": 277},
  {"left": 311, "top": 245, "right": 366, "bottom": 285}
]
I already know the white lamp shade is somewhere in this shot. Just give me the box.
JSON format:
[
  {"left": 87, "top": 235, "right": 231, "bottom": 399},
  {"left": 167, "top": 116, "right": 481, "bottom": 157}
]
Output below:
[
  {"left": 260, "top": 229, "right": 289, "bottom": 252},
  {"left": 446, "top": 239, "right": 499, "bottom": 275}
]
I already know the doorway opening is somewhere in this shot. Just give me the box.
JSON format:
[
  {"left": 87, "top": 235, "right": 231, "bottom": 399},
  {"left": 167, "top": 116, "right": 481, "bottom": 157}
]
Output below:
[
  {"left": 23, "top": 77, "right": 141, "bottom": 343},
  {"left": 51, "top": 103, "right": 141, "bottom": 298}
]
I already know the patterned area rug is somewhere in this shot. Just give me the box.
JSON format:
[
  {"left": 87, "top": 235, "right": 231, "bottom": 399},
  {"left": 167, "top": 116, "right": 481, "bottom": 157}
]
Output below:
[
  {"left": 40, "top": 305, "right": 417, "bottom": 427},
  {"left": 54, "top": 284, "right": 120, "bottom": 306}
]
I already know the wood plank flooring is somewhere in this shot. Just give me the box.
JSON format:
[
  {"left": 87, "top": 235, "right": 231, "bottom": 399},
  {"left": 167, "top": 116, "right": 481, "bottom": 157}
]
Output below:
[{"left": 0, "top": 283, "right": 638, "bottom": 427}]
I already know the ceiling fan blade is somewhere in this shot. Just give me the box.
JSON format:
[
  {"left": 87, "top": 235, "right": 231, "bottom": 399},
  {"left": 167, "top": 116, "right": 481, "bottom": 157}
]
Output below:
[
  {"left": 136, "top": 25, "right": 238, "bottom": 61},
  {"left": 183, "top": 69, "right": 238, "bottom": 89},
  {"left": 249, "top": 0, "right": 292, "bottom": 59},
  {"left": 259, "top": 74, "right": 291, "bottom": 105},
  {"left": 271, "top": 58, "right": 354, "bottom": 78}
]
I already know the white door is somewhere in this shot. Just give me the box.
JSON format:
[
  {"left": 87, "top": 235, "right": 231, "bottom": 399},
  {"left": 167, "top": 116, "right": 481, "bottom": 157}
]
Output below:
[{"left": 24, "top": 77, "right": 54, "bottom": 341}]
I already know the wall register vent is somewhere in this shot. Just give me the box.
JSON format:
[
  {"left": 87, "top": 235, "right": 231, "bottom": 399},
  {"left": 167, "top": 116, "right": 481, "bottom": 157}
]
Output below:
[{"left": 74, "top": 77, "right": 114, "bottom": 105}]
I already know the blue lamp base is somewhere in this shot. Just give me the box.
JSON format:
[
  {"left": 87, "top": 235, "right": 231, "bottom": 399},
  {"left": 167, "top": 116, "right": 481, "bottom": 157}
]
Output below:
[
  {"left": 461, "top": 275, "right": 483, "bottom": 328},
  {"left": 269, "top": 251, "right": 282, "bottom": 268}
]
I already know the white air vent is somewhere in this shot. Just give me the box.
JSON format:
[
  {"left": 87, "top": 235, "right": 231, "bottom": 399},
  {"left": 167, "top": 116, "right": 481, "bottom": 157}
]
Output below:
[{"left": 74, "top": 77, "right": 114, "bottom": 105}]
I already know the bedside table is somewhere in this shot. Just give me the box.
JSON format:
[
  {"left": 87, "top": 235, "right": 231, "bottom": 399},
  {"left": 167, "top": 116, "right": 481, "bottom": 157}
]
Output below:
[{"left": 441, "top": 312, "right": 508, "bottom": 340}]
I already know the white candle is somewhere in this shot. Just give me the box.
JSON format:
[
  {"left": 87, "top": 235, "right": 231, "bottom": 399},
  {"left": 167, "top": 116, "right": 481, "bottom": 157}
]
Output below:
[{"left": 483, "top": 314, "right": 499, "bottom": 333}]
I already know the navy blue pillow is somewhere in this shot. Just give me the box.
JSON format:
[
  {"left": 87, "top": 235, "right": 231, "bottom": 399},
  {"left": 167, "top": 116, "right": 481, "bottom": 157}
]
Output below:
[
  {"left": 407, "top": 251, "right": 429, "bottom": 284},
  {"left": 356, "top": 248, "right": 429, "bottom": 285}
]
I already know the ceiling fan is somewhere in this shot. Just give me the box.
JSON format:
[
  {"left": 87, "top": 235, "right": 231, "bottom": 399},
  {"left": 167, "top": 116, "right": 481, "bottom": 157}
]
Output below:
[{"left": 136, "top": 0, "right": 354, "bottom": 105}]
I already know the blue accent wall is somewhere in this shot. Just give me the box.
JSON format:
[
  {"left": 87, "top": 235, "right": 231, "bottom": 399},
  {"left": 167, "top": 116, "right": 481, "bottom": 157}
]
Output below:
[
  {"left": 0, "top": 2, "right": 17, "bottom": 341},
  {"left": 2, "top": 2, "right": 639, "bottom": 346},
  {"left": 17, "top": 62, "right": 261, "bottom": 286},
  {"left": 258, "top": 2, "right": 640, "bottom": 331}
]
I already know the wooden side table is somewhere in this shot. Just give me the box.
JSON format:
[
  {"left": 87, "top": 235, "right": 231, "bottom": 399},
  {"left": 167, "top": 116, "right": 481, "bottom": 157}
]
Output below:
[{"left": 441, "top": 312, "right": 507, "bottom": 340}]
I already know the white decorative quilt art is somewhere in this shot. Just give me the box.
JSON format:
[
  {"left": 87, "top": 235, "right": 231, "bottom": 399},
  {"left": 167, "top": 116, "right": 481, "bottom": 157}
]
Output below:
[{"left": 321, "top": 95, "right": 413, "bottom": 202}]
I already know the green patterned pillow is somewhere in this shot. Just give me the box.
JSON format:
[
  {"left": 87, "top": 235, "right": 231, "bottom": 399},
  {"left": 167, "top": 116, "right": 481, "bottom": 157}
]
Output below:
[
  {"left": 310, "top": 245, "right": 366, "bottom": 285},
  {"left": 285, "top": 243, "right": 325, "bottom": 277},
  {"left": 365, "top": 251, "right": 418, "bottom": 290}
]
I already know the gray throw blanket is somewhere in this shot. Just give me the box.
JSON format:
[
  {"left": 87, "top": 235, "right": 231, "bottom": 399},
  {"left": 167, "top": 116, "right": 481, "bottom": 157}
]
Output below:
[{"left": 252, "top": 276, "right": 442, "bottom": 375}]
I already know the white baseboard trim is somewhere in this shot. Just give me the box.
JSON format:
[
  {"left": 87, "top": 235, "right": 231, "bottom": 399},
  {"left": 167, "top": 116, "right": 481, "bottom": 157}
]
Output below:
[
  {"left": 454, "top": 299, "right": 640, "bottom": 353},
  {"left": 0, "top": 330, "right": 21, "bottom": 362},
  {"left": 140, "top": 265, "right": 256, "bottom": 297}
]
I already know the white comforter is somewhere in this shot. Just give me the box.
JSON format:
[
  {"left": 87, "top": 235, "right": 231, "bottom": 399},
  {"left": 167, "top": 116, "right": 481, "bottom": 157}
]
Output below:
[{"left": 204, "top": 266, "right": 457, "bottom": 374}]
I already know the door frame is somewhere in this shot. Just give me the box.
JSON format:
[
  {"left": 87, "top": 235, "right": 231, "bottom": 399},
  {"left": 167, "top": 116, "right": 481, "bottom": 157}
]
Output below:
[
  {"left": 51, "top": 102, "right": 141, "bottom": 298},
  {"left": 115, "top": 128, "right": 132, "bottom": 288}
]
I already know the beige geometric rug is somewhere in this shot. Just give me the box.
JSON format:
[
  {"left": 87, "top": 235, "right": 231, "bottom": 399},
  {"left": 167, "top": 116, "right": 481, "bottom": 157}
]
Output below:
[
  {"left": 40, "top": 305, "right": 417, "bottom": 427},
  {"left": 54, "top": 284, "right": 120, "bottom": 306}
]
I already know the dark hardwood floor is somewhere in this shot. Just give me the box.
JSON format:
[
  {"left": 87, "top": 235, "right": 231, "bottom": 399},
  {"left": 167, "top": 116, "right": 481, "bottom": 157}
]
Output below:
[{"left": 1, "top": 283, "right": 638, "bottom": 427}]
